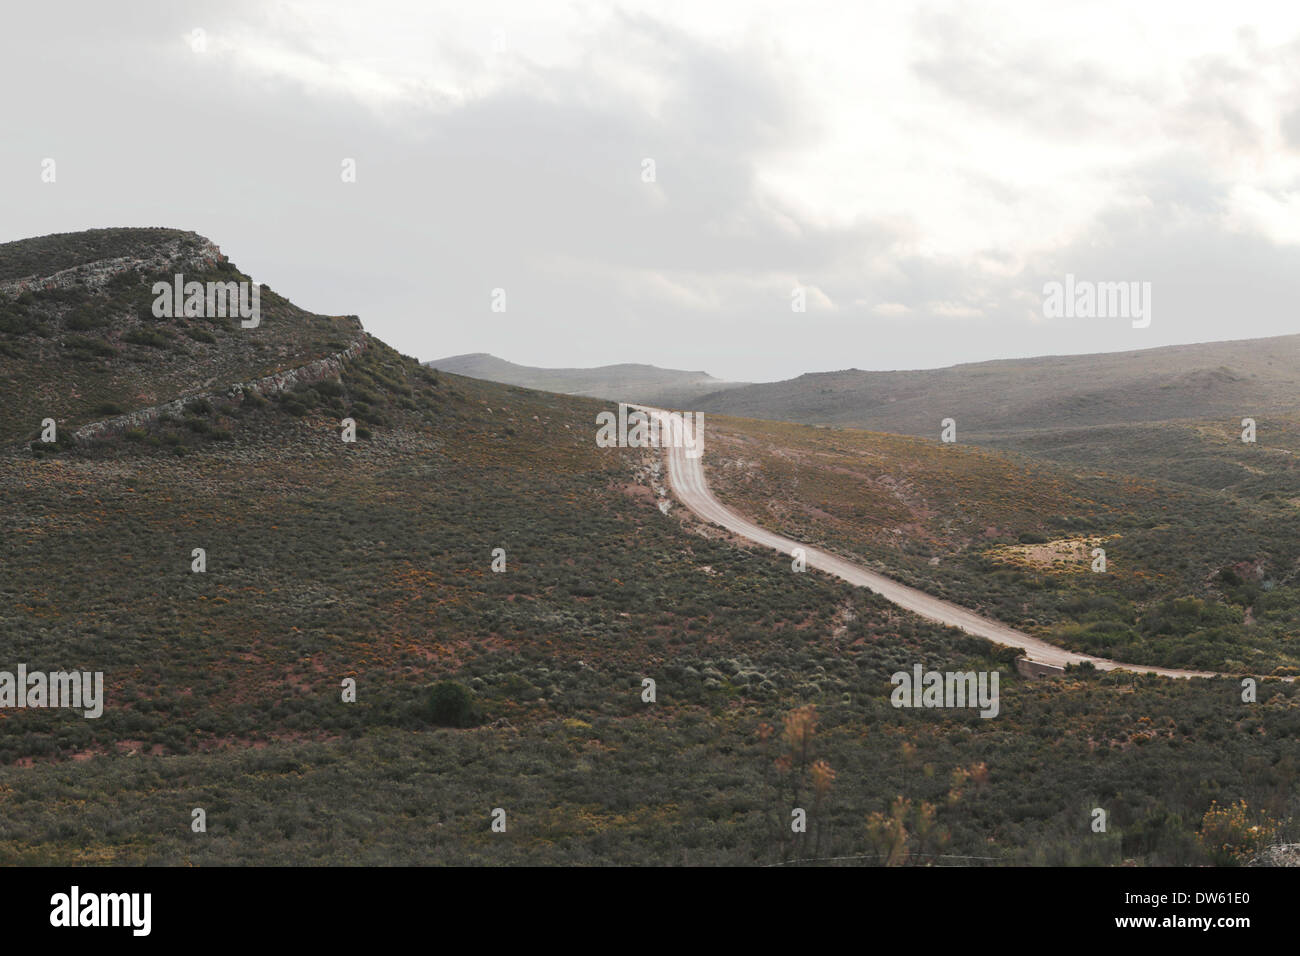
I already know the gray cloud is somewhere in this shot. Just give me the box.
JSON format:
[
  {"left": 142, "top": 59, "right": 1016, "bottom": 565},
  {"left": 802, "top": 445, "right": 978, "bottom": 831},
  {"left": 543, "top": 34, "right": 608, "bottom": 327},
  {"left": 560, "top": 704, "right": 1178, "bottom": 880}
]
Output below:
[{"left": 2, "top": 1, "right": 1300, "bottom": 381}]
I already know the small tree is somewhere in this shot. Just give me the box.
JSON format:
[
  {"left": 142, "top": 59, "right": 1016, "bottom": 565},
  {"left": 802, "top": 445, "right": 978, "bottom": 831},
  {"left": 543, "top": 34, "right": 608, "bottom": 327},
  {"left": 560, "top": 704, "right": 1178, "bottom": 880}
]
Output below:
[
  {"left": 766, "top": 705, "right": 837, "bottom": 861},
  {"left": 426, "top": 681, "right": 480, "bottom": 728}
]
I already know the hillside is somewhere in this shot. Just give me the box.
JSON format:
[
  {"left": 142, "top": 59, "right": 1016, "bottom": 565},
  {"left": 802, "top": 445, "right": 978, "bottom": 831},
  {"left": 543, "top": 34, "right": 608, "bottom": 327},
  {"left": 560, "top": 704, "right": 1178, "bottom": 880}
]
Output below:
[
  {"left": 2, "top": 229, "right": 1297, "bottom": 866},
  {"left": 0, "top": 227, "right": 361, "bottom": 446},
  {"left": 699, "top": 413, "right": 1300, "bottom": 672},
  {"left": 427, "top": 352, "right": 748, "bottom": 406},
  {"left": 680, "top": 335, "right": 1300, "bottom": 437}
]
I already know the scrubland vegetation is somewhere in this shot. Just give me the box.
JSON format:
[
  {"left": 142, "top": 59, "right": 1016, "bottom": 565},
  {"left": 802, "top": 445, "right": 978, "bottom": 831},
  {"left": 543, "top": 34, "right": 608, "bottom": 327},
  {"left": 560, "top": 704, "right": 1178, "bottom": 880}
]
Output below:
[
  {"left": 703, "top": 416, "right": 1300, "bottom": 673},
  {"left": 2, "top": 231, "right": 1296, "bottom": 865}
]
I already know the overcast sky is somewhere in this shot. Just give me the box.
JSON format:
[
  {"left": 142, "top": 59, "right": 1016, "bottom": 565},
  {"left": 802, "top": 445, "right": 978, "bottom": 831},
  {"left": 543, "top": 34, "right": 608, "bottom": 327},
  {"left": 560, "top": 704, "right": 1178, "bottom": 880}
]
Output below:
[{"left": 2, "top": 1, "right": 1299, "bottom": 381}]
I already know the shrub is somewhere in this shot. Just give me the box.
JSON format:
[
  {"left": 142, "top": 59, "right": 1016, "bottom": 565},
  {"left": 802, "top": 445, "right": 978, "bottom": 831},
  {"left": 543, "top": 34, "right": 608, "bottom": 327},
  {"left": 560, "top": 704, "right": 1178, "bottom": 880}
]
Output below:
[
  {"left": 425, "top": 681, "right": 481, "bottom": 728},
  {"left": 1197, "top": 800, "right": 1278, "bottom": 865},
  {"left": 124, "top": 328, "right": 172, "bottom": 348},
  {"left": 65, "top": 311, "right": 106, "bottom": 331},
  {"left": 64, "top": 335, "right": 117, "bottom": 358}
]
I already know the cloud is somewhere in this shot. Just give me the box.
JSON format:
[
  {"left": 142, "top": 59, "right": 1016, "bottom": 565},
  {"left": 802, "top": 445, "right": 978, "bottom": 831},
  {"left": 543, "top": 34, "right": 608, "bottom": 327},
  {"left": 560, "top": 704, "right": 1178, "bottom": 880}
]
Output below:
[{"left": 2, "top": 0, "right": 1300, "bottom": 381}]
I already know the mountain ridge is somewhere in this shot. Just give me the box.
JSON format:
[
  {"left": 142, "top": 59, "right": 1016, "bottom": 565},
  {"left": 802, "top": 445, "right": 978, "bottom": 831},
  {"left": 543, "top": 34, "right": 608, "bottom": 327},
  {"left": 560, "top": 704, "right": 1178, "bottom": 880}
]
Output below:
[
  {"left": 426, "top": 351, "right": 749, "bottom": 406},
  {"left": 680, "top": 332, "right": 1300, "bottom": 436},
  {"left": 427, "top": 333, "right": 1300, "bottom": 438}
]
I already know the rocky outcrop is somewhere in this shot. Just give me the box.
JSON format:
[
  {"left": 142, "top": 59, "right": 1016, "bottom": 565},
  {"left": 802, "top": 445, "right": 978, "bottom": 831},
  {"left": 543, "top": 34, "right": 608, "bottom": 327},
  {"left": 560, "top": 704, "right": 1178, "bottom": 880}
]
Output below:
[
  {"left": 1250, "top": 843, "right": 1300, "bottom": 867},
  {"left": 73, "top": 334, "right": 369, "bottom": 444},
  {"left": 0, "top": 236, "right": 225, "bottom": 299}
]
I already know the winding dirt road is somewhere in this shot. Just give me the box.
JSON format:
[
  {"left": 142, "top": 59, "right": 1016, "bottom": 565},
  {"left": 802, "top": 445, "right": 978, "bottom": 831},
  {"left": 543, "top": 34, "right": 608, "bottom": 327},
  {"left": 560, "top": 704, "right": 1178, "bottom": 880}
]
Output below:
[{"left": 641, "top": 407, "right": 1221, "bottom": 680}]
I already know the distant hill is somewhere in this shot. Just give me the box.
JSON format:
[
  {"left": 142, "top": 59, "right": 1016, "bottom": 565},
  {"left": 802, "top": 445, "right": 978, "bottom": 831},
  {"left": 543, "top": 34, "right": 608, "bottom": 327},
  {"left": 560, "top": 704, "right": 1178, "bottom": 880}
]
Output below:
[
  {"left": 682, "top": 335, "right": 1300, "bottom": 437},
  {"left": 426, "top": 352, "right": 748, "bottom": 406}
]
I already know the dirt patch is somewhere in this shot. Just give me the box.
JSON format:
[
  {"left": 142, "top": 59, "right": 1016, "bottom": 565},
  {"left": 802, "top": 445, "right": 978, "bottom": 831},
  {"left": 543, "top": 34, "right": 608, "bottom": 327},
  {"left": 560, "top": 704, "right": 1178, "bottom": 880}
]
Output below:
[
  {"left": 613, "top": 481, "right": 657, "bottom": 506},
  {"left": 986, "top": 535, "right": 1120, "bottom": 572}
]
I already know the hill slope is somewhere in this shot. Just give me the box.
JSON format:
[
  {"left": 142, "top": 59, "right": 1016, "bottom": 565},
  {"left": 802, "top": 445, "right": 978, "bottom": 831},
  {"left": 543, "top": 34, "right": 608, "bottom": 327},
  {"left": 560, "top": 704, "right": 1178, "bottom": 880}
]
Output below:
[
  {"left": 0, "top": 227, "right": 360, "bottom": 445},
  {"left": 683, "top": 335, "right": 1300, "bottom": 437},
  {"left": 697, "top": 412, "right": 1300, "bottom": 673},
  {"left": 3, "top": 228, "right": 1296, "bottom": 866}
]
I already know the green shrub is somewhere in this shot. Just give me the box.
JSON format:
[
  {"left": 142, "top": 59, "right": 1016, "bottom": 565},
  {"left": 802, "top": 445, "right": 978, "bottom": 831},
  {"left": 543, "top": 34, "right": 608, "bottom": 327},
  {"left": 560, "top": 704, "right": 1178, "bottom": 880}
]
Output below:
[
  {"left": 65, "top": 311, "right": 106, "bottom": 331},
  {"left": 124, "top": 328, "right": 172, "bottom": 349},
  {"left": 64, "top": 335, "right": 117, "bottom": 358},
  {"left": 425, "top": 682, "right": 480, "bottom": 728}
]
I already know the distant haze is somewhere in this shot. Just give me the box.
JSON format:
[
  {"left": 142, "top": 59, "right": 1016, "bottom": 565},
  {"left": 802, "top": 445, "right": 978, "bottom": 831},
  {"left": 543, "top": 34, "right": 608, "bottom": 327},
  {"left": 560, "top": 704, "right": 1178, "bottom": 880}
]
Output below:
[
  {"left": 427, "top": 352, "right": 748, "bottom": 406},
  {"left": 447, "top": 333, "right": 1300, "bottom": 439}
]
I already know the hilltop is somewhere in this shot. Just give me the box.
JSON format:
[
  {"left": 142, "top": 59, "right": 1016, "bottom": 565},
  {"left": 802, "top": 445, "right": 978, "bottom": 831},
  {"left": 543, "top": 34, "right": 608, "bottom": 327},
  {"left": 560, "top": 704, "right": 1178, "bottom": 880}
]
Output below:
[{"left": 0, "top": 227, "right": 361, "bottom": 446}]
